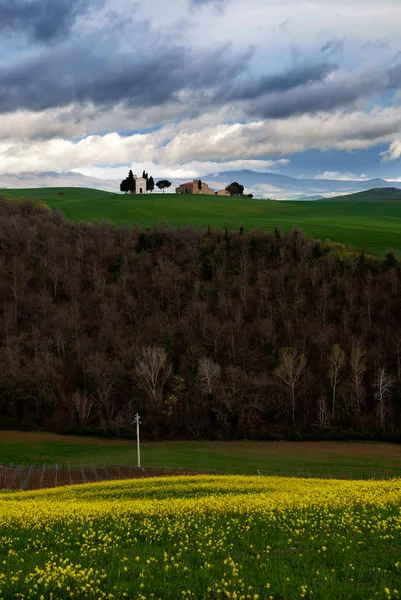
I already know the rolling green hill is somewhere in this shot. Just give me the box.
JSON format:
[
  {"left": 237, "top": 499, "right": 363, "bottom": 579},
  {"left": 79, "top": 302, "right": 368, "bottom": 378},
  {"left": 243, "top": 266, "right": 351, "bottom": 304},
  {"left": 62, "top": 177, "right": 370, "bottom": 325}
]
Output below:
[
  {"left": 329, "top": 187, "right": 401, "bottom": 202},
  {"left": 2, "top": 187, "right": 401, "bottom": 256}
]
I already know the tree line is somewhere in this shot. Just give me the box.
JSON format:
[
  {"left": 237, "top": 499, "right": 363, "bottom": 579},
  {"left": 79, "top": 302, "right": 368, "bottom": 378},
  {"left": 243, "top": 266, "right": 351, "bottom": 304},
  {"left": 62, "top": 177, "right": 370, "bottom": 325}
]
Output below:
[
  {"left": 120, "top": 170, "right": 172, "bottom": 194},
  {"left": 120, "top": 173, "right": 249, "bottom": 196},
  {"left": 0, "top": 197, "right": 401, "bottom": 441}
]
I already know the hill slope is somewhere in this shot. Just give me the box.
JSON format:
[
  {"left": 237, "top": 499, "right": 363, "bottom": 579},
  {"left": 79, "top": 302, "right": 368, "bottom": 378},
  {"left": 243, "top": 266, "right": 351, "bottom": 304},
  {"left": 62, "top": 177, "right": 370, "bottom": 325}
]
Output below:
[
  {"left": 328, "top": 187, "right": 401, "bottom": 202},
  {"left": 0, "top": 199, "right": 401, "bottom": 442},
  {"left": 3, "top": 187, "right": 401, "bottom": 255}
]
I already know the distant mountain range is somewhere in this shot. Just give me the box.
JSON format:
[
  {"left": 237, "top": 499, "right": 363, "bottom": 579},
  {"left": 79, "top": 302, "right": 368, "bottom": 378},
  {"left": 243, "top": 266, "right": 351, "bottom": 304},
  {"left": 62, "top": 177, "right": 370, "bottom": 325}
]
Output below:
[
  {"left": 203, "top": 170, "right": 401, "bottom": 199},
  {"left": 1, "top": 169, "right": 401, "bottom": 199},
  {"left": 0, "top": 171, "right": 118, "bottom": 193}
]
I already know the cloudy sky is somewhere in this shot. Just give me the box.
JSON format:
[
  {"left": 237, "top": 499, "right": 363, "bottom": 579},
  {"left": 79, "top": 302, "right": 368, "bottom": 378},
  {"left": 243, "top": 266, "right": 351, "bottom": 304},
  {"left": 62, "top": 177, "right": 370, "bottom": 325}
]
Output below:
[{"left": 1, "top": 0, "right": 401, "bottom": 181}]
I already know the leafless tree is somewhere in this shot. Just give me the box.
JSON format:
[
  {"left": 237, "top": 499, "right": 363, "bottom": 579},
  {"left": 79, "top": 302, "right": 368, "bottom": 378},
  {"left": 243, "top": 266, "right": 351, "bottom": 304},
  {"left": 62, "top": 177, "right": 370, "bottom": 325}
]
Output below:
[
  {"left": 2, "top": 302, "right": 15, "bottom": 348},
  {"left": 274, "top": 347, "right": 307, "bottom": 426},
  {"left": 374, "top": 367, "right": 394, "bottom": 433},
  {"left": 73, "top": 390, "right": 96, "bottom": 427},
  {"left": 135, "top": 346, "right": 172, "bottom": 408},
  {"left": 86, "top": 352, "right": 118, "bottom": 426},
  {"left": 349, "top": 345, "right": 366, "bottom": 416},
  {"left": 197, "top": 357, "right": 221, "bottom": 396},
  {"left": 316, "top": 396, "right": 331, "bottom": 430},
  {"left": 327, "top": 344, "right": 346, "bottom": 420}
]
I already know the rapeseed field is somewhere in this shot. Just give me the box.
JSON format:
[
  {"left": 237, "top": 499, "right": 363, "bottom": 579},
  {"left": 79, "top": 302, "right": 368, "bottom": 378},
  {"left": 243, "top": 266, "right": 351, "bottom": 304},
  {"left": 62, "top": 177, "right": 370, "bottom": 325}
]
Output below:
[{"left": 0, "top": 476, "right": 400, "bottom": 599}]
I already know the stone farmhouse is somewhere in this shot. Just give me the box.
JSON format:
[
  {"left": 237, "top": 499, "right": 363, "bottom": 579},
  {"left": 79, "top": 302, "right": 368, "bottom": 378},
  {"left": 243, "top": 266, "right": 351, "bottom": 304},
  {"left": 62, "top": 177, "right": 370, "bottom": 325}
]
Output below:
[{"left": 175, "top": 180, "right": 230, "bottom": 196}]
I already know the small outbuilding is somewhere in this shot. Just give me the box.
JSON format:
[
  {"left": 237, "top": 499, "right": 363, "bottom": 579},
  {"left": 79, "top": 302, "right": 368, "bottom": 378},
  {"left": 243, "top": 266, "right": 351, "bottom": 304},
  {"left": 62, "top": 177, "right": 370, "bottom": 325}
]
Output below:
[{"left": 133, "top": 176, "right": 147, "bottom": 194}]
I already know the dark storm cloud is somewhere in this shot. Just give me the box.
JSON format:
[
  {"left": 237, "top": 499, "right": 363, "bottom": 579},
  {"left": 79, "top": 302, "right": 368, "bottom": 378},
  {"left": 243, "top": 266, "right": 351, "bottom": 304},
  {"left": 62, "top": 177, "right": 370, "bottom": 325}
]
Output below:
[
  {"left": 1, "top": 1, "right": 399, "bottom": 124},
  {"left": 233, "top": 59, "right": 401, "bottom": 118},
  {"left": 223, "top": 62, "right": 336, "bottom": 101},
  {"left": 0, "top": 32, "right": 247, "bottom": 113},
  {"left": 0, "top": 0, "right": 103, "bottom": 43},
  {"left": 0, "top": 30, "right": 339, "bottom": 118},
  {"left": 248, "top": 85, "right": 367, "bottom": 119},
  {"left": 244, "top": 65, "right": 395, "bottom": 119}
]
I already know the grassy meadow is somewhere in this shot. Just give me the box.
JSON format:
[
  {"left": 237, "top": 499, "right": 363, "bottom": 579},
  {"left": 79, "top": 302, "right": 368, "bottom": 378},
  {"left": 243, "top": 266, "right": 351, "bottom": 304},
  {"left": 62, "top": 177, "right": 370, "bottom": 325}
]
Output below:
[
  {"left": 1, "top": 475, "right": 401, "bottom": 599},
  {"left": 3, "top": 187, "right": 401, "bottom": 256},
  {"left": 1, "top": 432, "right": 401, "bottom": 478},
  {"left": 330, "top": 187, "right": 401, "bottom": 202}
]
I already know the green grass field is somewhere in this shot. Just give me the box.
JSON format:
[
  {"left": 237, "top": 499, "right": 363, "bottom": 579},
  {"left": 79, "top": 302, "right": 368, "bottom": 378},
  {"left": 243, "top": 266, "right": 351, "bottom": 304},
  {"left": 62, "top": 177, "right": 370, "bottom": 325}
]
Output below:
[
  {"left": 330, "top": 187, "right": 401, "bottom": 202},
  {"left": 3, "top": 187, "right": 401, "bottom": 256},
  {"left": 1, "top": 432, "right": 401, "bottom": 477},
  {"left": 1, "top": 476, "right": 401, "bottom": 599}
]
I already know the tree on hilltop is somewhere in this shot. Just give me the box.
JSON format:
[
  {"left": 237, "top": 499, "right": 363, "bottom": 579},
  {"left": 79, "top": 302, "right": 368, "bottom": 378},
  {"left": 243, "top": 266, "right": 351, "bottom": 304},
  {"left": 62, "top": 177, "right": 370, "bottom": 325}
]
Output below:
[
  {"left": 156, "top": 180, "right": 171, "bottom": 194},
  {"left": 128, "top": 170, "right": 135, "bottom": 194},
  {"left": 120, "top": 178, "right": 130, "bottom": 194},
  {"left": 198, "top": 179, "right": 202, "bottom": 192},
  {"left": 120, "top": 170, "right": 136, "bottom": 194},
  {"left": 226, "top": 182, "right": 244, "bottom": 196},
  {"left": 147, "top": 176, "right": 155, "bottom": 193}
]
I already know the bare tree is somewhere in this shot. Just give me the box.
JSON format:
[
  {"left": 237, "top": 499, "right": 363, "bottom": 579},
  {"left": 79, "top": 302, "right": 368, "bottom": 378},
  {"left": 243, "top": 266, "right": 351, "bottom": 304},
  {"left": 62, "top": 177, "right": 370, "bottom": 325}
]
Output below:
[
  {"left": 374, "top": 367, "right": 394, "bottom": 433},
  {"left": 112, "top": 398, "right": 137, "bottom": 438},
  {"left": 86, "top": 352, "right": 118, "bottom": 427},
  {"left": 327, "top": 344, "right": 346, "bottom": 420},
  {"left": 202, "top": 314, "right": 225, "bottom": 359},
  {"left": 2, "top": 302, "right": 15, "bottom": 348},
  {"left": 274, "top": 347, "right": 307, "bottom": 426},
  {"left": 197, "top": 357, "right": 221, "bottom": 396},
  {"left": 73, "top": 390, "right": 96, "bottom": 427},
  {"left": 315, "top": 396, "right": 331, "bottom": 430},
  {"left": 349, "top": 345, "right": 366, "bottom": 416},
  {"left": 135, "top": 346, "right": 172, "bottom": 408}
]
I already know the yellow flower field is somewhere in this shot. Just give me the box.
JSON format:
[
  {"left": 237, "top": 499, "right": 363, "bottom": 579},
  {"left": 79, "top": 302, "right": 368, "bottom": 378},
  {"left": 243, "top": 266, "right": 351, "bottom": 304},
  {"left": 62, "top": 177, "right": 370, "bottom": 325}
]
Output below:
[{"left": 1, "top": 476, "right": 401, "bottom": 599}]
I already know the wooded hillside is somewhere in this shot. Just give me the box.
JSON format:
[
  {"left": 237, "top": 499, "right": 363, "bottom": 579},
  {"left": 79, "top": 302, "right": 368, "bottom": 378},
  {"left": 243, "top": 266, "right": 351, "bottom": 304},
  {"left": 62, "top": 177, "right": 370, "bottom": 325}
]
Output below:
[{"left": 1, "top": 198, "right": 401, "bottom": 440}]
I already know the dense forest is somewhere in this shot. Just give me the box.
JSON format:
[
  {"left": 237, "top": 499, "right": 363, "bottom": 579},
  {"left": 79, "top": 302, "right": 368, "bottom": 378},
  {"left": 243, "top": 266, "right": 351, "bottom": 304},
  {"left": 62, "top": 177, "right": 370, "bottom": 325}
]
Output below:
[{"left": 1, "top": 197, "right": 401, "bottom": 441}]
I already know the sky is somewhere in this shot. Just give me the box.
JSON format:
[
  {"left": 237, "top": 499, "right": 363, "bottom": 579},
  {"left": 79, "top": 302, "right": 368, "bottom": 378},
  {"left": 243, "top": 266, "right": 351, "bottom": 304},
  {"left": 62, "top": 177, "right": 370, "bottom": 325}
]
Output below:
[{"left": 1, "top": 0, "right": 401, "bottom": 181}]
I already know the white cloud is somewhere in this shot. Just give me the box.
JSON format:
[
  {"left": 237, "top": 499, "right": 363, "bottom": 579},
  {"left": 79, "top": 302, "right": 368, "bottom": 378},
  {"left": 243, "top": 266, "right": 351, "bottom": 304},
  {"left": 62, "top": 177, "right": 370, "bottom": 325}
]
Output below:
[
  {"left": 160, "top": 106, "right": 401, "bottom": 161},
  {"left": 3, "top": 105, "right": 401, "bottom": 175},
  {"left": 314, "top": 171, "right": 370, "bottom": 181},
  {"left": 0, "top": 102, "right": 242, "bottom": 141},
  {"left": 381, "top": 141, "right": 401, "bottom": 162}
]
